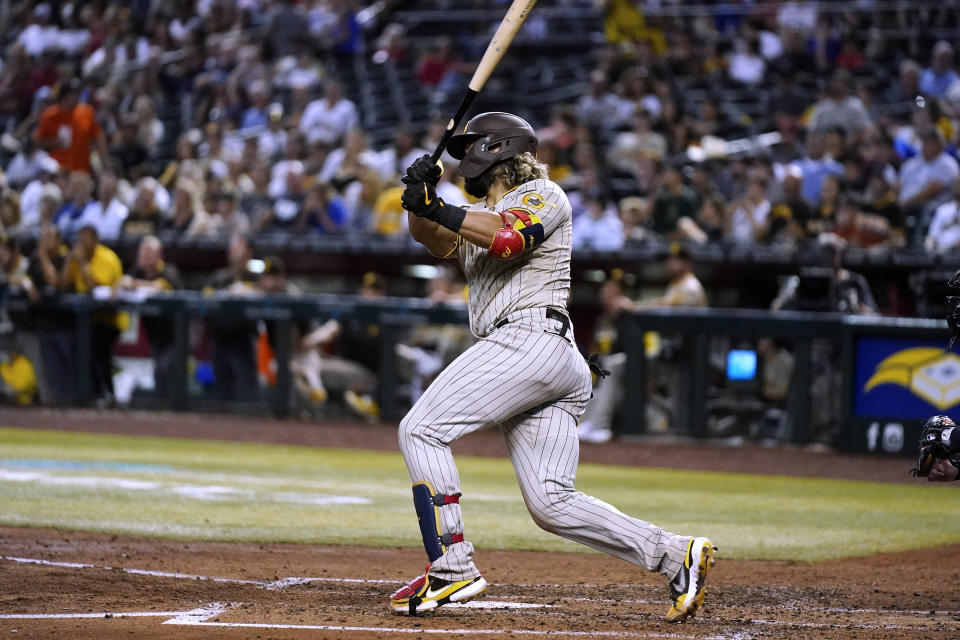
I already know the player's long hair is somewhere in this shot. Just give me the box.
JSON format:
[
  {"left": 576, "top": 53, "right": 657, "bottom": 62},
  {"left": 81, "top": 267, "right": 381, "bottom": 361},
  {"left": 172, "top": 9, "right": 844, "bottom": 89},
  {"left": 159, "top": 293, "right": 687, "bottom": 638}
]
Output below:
[{"left": 464, "top": 152, "right": 548, "bottom": 199}]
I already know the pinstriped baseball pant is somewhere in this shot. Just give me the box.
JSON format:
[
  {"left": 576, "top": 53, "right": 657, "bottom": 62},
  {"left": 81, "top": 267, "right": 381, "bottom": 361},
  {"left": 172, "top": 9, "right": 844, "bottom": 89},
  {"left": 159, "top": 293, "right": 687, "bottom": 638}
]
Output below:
[{"left": 398, "top": 309, "right": 691, "bottom": 583}]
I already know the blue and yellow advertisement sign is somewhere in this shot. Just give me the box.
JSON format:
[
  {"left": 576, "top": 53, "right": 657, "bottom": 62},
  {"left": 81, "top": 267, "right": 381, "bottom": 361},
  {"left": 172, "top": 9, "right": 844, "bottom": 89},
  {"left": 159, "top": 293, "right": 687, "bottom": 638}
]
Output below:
[{"left": 855, "top": 337, "right": 960, "bottom": 418}]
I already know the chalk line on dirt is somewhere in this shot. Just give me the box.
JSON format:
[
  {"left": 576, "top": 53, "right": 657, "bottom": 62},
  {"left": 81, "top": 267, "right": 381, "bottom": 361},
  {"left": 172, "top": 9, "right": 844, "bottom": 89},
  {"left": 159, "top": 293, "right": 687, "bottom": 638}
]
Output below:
[{"left": 5, "top": 554, "right": 958, "bottom": 624}]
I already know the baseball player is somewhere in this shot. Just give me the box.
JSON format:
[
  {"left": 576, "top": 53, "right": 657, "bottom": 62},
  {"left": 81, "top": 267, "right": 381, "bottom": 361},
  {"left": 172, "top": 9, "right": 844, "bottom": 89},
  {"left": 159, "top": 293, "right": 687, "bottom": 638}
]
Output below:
[{"left": 390, "top": 112, "right": 716, "bottom": 622}]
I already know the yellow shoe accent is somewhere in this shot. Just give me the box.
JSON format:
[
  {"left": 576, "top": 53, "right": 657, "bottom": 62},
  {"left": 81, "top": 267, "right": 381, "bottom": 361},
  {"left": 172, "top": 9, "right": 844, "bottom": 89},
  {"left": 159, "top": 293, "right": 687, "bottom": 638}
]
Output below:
[
  {"left": 665, "top": 537, "right": 717, "bottom": 623},
  {"left": 345, "top": 390, "right": 379, "bottom": 419},
  {"left": 309, "top": 387, "right": 328, "bottom": 404},
  {"left": 389, "top": 568, "right": 487, "bottom": 615}
]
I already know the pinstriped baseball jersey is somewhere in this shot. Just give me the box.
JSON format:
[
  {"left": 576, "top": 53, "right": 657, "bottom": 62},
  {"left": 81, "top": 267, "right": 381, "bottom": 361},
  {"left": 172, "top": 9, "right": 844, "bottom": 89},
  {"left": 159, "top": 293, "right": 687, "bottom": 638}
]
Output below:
[
  {"left": 458, "top": 178, "right": 571, "bottom": 337},
  {"left": 398, "top": 173, "right": 693, "bottom": 590}
]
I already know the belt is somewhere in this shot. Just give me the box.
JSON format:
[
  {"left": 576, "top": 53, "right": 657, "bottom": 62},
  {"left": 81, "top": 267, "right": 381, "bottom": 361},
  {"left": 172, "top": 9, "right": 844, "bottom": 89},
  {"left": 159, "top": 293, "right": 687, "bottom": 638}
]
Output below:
[{"left": 494, "top": 308, "right": 570, "bottom": 340}]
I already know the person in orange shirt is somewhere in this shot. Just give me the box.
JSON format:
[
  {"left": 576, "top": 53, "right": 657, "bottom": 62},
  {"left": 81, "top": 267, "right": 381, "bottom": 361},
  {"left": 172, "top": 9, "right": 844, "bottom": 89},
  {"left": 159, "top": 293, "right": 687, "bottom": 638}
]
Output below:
[{"left": 34, "top": 79, "right": 107, "bottom": 174}]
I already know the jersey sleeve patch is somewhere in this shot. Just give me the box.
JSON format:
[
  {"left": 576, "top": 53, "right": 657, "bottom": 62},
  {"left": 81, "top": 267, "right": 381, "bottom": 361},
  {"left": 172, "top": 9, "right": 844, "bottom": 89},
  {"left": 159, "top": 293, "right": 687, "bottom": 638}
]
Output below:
[{"left": 522, "top": 192, "right": 547, "bottom": 210}]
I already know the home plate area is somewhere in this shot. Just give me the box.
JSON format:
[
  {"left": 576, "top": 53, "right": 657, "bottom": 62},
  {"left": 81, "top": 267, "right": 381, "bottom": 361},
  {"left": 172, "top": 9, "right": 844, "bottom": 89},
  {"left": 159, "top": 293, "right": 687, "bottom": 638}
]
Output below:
[{"left": 3, "top": 528, "right": 960, "bottom": 639}]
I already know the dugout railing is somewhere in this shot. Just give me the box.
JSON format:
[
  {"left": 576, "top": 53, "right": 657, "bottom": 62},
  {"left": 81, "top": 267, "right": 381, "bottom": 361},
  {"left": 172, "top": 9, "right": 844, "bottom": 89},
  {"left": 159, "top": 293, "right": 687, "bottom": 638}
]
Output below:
[
  {"left": 619, "top": 308, "right": 948, "bottom": 456},
  {"left": 6, "top": 292, "right": 468, "bottom": 422},
  {"left": 6, "top": 293, "right": 949, "bottom": 455}
]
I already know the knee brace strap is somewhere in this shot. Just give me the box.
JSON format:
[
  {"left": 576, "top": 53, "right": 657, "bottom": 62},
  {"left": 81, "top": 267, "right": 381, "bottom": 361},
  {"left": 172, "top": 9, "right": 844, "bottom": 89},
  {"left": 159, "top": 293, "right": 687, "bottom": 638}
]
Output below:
[{"left": 412, "top": 481, "right": 463, "bottom": 562}]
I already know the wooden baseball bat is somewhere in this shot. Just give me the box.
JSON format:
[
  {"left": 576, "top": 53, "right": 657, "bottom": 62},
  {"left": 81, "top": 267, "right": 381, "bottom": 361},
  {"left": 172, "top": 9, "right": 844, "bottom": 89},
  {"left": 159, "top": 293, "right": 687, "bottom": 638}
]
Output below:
[{"left": 429, "top": 0, "right": 539, "bottom": 163}]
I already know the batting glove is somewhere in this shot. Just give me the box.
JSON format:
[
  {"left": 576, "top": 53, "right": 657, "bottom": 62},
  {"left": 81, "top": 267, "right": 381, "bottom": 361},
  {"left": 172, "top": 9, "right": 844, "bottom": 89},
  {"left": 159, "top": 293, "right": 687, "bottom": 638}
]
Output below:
[{"left": 402, "top": 154, "right": 443, "bottom": 186}]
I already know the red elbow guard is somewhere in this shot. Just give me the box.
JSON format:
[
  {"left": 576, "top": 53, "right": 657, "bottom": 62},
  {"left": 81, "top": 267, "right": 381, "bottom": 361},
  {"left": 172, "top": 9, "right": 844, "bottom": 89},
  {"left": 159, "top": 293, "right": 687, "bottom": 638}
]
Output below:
[
  {"left": 488, "top": 212, "right": 524, "bottom": 259},
  {"left": 489, "top": 227, "right": 524, "bottom": 259}
]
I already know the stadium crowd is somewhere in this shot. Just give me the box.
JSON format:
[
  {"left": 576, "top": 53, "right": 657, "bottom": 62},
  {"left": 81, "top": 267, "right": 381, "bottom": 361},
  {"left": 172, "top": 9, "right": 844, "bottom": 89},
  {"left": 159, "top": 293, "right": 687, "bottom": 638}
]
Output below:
[
  {"left": 1, "top": 0, "right": 960, "bottom": 412},
  {"left": 0, "top": 2, "right": 956, "bottom": 250}
]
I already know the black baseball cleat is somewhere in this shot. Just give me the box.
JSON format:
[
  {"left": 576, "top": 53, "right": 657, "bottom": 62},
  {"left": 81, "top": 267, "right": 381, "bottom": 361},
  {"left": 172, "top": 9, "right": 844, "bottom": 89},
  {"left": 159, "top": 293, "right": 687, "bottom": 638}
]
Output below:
[
  {"left": 389, "top": 565, "right": 487, "bottom": 615},
  {"left": 665, "top": 537, "right": 717, "bottom": 623}
]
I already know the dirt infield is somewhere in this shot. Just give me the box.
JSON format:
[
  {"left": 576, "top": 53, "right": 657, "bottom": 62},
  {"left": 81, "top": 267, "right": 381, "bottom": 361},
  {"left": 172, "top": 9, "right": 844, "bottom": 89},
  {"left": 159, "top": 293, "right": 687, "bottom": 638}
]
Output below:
[
  {"left": 2, "top": 407, "right": 959, "bottom": 639},
  {"left": 3, "top": 527, "right": 960, "bottom": 639}
]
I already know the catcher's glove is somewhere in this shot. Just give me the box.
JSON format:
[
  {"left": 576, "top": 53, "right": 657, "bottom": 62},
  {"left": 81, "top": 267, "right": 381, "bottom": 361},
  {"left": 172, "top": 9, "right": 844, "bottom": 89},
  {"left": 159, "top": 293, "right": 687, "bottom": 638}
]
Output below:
[{"left": 911, "top": 415, "right": 958, "bottom": 477}]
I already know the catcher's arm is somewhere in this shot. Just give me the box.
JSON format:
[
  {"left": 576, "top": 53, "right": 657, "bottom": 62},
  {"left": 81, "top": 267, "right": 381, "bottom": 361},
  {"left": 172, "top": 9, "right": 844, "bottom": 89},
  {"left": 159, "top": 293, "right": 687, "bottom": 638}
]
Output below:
[{"left": 911, "top": 415, "right": 960, "bottom": 480}]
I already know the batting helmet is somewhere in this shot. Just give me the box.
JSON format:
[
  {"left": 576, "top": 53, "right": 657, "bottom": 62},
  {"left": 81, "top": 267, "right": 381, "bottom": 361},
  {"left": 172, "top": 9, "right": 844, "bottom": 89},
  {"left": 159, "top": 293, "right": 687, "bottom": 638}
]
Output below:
[{"left": 447, "top": 112, "right": 538, "bottom": 179}]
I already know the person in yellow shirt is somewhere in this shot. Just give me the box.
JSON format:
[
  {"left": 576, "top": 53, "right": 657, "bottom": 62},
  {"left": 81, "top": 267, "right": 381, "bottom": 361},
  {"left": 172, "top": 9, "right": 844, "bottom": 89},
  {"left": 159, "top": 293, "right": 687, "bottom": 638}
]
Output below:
[
  {"left": 0, "top": 341, "right": 37, "bottom": 405},
  {"left": 371, "top": 185, "right": 406, "bottom": 236},
  {"left": 60, "top": 225, "right": 124, "bottom": 404}
]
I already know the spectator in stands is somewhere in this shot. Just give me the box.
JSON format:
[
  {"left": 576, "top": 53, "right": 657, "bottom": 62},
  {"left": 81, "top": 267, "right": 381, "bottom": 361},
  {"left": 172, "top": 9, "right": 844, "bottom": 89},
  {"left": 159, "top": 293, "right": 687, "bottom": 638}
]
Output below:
[
  {"left": 0, "top": 191, "right": 20, "bottom": 233},
  {"left": 777, "top": 1, "right": 817, "bottom": 34},
  {"left": 320, "top": 129, "right": 375, "bottom": 189},
  {"left": 133, "top": 95, "right": 164, "bottom": 149},
  {"left": 374, "top": 128, "right": 427, "bottom": 183},
  {"left": 573, "top": 195, "right": 625, "bottom": 252},
  {"left": 577, "top": 70, "right": 627, "bottom": 132},
  {"left": 898, "top": 127, "right": 960, "bottom": 243},
  {"left": 807, "top": 70, "right": 871, "bottom": 138},
  {"left": 53, "top": 171, "right": 94, "bottom": 237},
  {"left": 415, "top": 37, "right": 462, "bottom": 89},
  {"left": 796, "top": 132, "right": 843, "bottom": 206},
  {"left": 211, "top": 191, "right": 252, "bottom": 236},
  {"left": 18, "top": 158, "right": 60, "bottom": 230},
  {"left": 238, "top": 163, "right": 274, "bottom": 227},
  {"left": 299, "top": 79, "right": 358, "bottom": 146},
  {"left": 75, "top": 168, "right": 127, "bottom": 242},
  {"left": 122, "top": 178, "right": 166, "bottom": 236},
  {"left": 768, "top": 168, "right": 809, "bottom": 240},
  {"left": 267, "top": 0, "right": 309, "bottom": 59},
  {"left": 885, "top": 59, "right": 923, "bottom": 109},
  {"left": 920, "top": 41, "right": 960, "bottom": 100},
  {"left": 255, "top": 104, "right": 290, "bottom": 161},
  {"left": 728, "top": 176, "right": 771, "bottom": 243},
  {"left": 342, "top": 164, "right": 383, "bottom": 232},
  {"left": 925, "top": 181, "right": 960, "bottom": 253},
  {"left": 302, "top": 182, "right": 348, "bottom": 234},
  {"left": 609, "top": 109, "right": 667, "bottom": 170},
  {"left": 23, "top": 225, "right": 73, "bottom": 403},
  {"left": 34, "top": 79, "right": 107, "bottom": 175},
  {"left": 165, "top": 179, "right": 211, "bottom": 236},
  {"left": 60, "top": 225, "right": 124, "bottom": 404},
  {"left": 16, "top": 3, "right": 58, "bottom": 58},
  {"left": 618, "top": 196, "right": 651, "bottom": 245},
  {"left": 728, "top": 38, "right": 765, "bottom": 86},
  {"left": 5, "top": 138, "right": 54, "bottom": 191},
  {"left": 0, "top": 44, "right": 34, "bottom": 129},
  {"left": 119, "top": 236, "right": 183, "bottom": 397},
  {"left": 268, "top": 134, "right": 308, "bottom": 196},
  {"left": 261, "top": 165, "right": 307, "bottom": 232},
  {"left": 240, "top": 80, "right": 272, "bottom": 131},
  {"left": 650, "top": 166, "right": 698, "bottom": 239},
  {"left": 370, "top": 183, "right": 407, "bottom": 237},
  {"left": 0, "top": 234, "right": 28, "bottom": 287},
  {"left": 835, "top": 37, "right": 865, "bottom": 71},
  {"left": 0, "top": 338, "right": 37, "bottom": 406},
  {"left": 807, "top": 173, "right": 843, "bottom": 236},
  {"left": 680, "top": 193, "right": 727, "bottom": 245},
  {"left": 205, "top": 233, "right": 260, "bottom": 405},
  {"left": 109, "top": 116, "right": 151, "bottom": 181}
]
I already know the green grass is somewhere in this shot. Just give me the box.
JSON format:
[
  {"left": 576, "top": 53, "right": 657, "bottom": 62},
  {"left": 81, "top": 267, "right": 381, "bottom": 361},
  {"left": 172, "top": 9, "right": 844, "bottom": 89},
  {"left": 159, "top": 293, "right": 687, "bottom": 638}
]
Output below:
[{"left": 0, "top": 427, "right": 957, "bottom": 562}]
